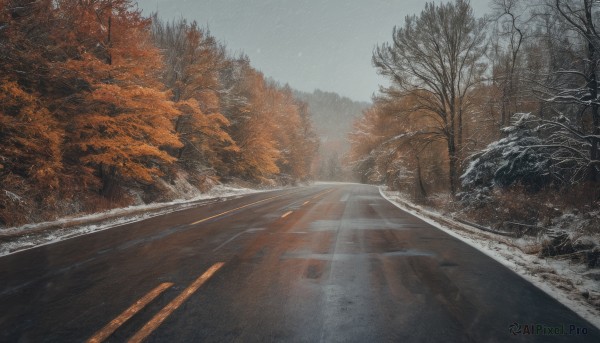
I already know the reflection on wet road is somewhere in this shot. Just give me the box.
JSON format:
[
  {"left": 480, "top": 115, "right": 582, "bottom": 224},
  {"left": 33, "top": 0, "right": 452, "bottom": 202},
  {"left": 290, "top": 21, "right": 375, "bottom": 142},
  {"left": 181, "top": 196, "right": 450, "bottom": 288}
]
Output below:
[{"left": 1, "top": 184, "right": 598, "bottom": 342}]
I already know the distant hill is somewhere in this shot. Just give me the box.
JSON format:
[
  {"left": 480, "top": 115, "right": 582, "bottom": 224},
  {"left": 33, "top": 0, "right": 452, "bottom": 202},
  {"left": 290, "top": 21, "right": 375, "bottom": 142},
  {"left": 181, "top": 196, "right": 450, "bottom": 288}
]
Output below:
[
  {"left": 294, "top": 89, "right": 369, "bottom": 142},
  {"left": 293, "top": 89, "right": 370, "bottom": 180}
]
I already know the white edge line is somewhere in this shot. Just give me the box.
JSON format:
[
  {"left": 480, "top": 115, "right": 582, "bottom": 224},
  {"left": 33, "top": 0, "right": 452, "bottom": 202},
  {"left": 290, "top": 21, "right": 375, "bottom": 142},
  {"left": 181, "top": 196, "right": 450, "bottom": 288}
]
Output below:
[
  {"left": 378, "top": 186, "right": 600, "bottom": 330},
  {"left": 212, "top": 228, "right": 264, "bottom": 252},
  {"left": 0, "top": 189, "right": 288, "bottom": 258},
  {"left": 212, "top": 231, "right": 247, "bottom": 252}
]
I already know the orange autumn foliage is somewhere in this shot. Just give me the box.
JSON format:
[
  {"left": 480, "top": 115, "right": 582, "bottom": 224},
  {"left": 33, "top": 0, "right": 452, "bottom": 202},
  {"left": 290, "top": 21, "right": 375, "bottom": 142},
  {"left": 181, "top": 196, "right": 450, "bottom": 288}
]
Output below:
[
  {"left": 0, "top": 1, "right": 318, "bottom": 226},
  {"left": 50, "top": 0, "right": 182, "bottom": 187},
  {"left": 0, "top": 81, "right": 62, "bottom": 187},
  {"left": 152, "top": 18, "right": 237, "bottom": 174}
]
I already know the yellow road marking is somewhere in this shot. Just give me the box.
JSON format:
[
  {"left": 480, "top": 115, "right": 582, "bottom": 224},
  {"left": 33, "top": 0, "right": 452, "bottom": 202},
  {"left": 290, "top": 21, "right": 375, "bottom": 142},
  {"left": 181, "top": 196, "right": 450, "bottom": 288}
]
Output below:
[
  {"left": 127, "top": 262, "right": 225, "bottom": 343},
  {"left": 191, "top": 193, "right": 290, "bottom": 225},
  {"left": 303, "top": 201, "right": 310, "bottom": 205},
  {"left": 86, "top": 282, "right": 173, "bottom": 343},
  {"left": 281, "top": 211, "right": 293, "bottom": 218}
]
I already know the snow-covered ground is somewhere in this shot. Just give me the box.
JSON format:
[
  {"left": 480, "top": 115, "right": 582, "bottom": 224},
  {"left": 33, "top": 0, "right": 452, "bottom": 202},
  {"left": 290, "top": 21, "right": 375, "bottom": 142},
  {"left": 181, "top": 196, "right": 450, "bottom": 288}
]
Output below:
[
  {"left": 379, "top": 186, "right": 600, "bottom": 330},
  {"left": 0, "top": 185, "right": 267, "bottom": 257}
]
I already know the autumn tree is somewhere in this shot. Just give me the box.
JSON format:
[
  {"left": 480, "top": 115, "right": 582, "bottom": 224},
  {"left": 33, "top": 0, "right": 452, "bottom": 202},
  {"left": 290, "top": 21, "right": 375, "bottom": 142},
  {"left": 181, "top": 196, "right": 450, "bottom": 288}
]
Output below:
[
  {"left": 269, "top": 85, "right": 318, "bottom": 181},
  {"left": 0, "top": 82, "right": 63, "bottom": 225},
  {"left": 348, "top": 93, "right": 448, "bottom": 198},
  {"left": 216, "top": 58, "right": 281, "bottom": 181},
  {"left": 0, "top": 0, "right": 65, "bottom": 224},
  {"left": 292, "top": 99, "right": 320, "bottom": 180},
  {"left": 0, "top": 0, "right": 319, "bottom": 225},
  {"left": 0, "top": 0, "right": 184, "bottom": 224},
  {"left": 151, "top": 18, "right": 236, "bottom": 178},
  {"left": 215, "top": 57, "right": 318, "bottom": 183},
  {"left": 347, "top": 102, "right": 397, "bottom": 183},
  {"left": 50, "top": 0, "right": 183, "bottom": 195},
  {"left": 373, "top": 0, "right": 487, "bottom": 194}
]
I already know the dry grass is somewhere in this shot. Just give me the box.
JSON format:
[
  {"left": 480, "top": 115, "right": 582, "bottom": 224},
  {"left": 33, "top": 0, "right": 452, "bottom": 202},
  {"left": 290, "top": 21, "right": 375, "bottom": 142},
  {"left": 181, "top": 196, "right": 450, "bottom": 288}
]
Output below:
[{"left": 459, "top": 184, "right": 599, "bottom": 234}]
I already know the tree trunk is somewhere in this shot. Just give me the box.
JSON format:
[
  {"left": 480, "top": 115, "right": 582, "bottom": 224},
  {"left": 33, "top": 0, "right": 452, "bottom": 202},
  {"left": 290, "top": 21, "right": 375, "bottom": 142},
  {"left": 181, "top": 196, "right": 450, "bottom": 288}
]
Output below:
[
  {"left": 588, "top": 68, "right": 599, "bottom": 181},
  {"left": 585, "top": 2, "right": 600, "bottom": 181},
  {"left": 107, "top": 14, "right": 112, "bottom": 65},
  {"left": 416, "top": 157, "right": 427, "bottom": 199},
  {"left": 448, "top": 106, "right": 459, "bottom": 195},
  {"left": 448, "top": 134, "right": 458, "bottom": 195},
  {"left": 99, "top": 165, "right": 117, "bottom": 198}
]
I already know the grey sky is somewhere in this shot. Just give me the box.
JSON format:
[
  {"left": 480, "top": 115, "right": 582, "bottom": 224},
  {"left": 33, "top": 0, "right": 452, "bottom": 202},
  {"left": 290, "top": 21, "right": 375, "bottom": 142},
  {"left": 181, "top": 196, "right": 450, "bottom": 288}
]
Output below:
[{"left": 136, "top": 0, "right": 492, "bottom": 102}]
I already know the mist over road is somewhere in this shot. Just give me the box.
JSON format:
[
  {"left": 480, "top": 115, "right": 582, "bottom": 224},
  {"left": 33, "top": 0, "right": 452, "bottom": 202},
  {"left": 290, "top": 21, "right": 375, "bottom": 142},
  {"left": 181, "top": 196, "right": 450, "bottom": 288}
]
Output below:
[{"left": 1, "top": 184, "right": 597, "bottom": 342}]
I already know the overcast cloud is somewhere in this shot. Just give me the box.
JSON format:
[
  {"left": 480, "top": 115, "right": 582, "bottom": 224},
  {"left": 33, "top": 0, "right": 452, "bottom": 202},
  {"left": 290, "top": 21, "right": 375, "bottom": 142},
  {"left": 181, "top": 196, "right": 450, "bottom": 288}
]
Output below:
[{"left": 136, "top": 0, "right": 492, "bottom": 102}]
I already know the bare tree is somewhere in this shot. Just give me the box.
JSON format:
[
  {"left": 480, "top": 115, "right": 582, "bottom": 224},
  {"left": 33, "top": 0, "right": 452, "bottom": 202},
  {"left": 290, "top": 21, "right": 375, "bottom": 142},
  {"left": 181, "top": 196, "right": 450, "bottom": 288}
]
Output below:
[
  {"left": 539, "top": 0, "right": 600, "bottom": 180},
  {"left": 373, "top": 0, "right": 487, "bottom": 194},
  {"left": 490, "top": 0, "right": 528, "bottom": 128}
]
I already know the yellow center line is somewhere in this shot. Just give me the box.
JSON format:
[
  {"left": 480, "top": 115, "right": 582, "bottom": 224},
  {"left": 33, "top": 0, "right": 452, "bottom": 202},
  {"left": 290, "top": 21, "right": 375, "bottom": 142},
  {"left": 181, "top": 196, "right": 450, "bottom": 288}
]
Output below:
[
  {"left": 86, "top": 282, "right": 173, "bottom": 343},
  {"left": 281, "top": 211, "right": 293, "bottom": 218},
  {"left": 127, "top": 262, "right": 225, "bottom": 343},
  {"left": 190, "top": 193, "right": 291, "bottom": 225}
]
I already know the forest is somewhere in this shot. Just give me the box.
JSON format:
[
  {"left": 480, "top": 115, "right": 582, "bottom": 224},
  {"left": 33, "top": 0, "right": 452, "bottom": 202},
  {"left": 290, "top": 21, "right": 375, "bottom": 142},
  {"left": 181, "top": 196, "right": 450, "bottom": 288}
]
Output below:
[
  {"left": 349, "top": 0, "right": 600, "bottom": 237},
  {"left": 0, "top": 0, "right": 319, "bottom": 226},
  {"left": 294, "top": 89, "right": 368, "bottom": 181}
]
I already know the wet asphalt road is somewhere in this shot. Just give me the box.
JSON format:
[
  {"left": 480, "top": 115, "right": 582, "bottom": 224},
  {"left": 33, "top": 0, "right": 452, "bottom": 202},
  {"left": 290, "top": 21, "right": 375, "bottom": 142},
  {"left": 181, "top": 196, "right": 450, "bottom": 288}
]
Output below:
[{"left": 0, "top": 183, "right": 598, "bottom": 342}]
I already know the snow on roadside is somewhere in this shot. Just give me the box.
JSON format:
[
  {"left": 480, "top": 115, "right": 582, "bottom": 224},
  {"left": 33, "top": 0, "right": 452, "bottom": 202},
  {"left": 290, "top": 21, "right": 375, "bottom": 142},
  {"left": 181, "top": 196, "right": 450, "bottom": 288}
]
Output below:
[
  {"left": 379, "top": 186, "right": 600, "bottom": 330},
  {"left": 0, "top": 185, "right": 267, "bottom": 257}
]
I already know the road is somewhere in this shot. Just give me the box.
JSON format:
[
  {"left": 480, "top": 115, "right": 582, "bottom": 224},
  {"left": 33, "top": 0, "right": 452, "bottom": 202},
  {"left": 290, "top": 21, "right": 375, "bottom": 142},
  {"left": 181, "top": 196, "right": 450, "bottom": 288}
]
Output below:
[{"left": 0, "top": 183, "right": 598, "bottom": 342}]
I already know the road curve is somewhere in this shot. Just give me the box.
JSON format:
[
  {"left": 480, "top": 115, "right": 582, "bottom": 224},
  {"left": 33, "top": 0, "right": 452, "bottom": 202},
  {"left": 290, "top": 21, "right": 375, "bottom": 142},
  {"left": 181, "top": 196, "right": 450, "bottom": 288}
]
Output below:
[{"left": 0, "top": 183, "right": 598, "bottom": 342}]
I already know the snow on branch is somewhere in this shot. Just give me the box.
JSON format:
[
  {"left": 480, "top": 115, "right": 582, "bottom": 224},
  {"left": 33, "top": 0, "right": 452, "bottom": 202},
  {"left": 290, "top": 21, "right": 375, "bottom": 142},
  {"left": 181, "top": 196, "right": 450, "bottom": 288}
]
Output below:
[{"left": 462, "top": 112, "right": 599, "bottom": 193}]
